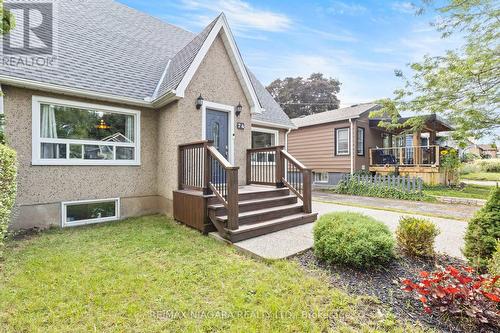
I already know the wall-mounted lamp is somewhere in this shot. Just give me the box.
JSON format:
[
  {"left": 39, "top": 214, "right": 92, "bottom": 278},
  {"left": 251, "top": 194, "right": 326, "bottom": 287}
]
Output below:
[
  {"left": 196, "top": 94, "right": 204, "bottom": 110},
  {"left": 235, "top": 102, "right": 242, "bottom": 117}
]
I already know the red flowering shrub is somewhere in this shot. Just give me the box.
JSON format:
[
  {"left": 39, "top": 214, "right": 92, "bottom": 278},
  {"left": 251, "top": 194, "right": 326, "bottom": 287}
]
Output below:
[{"left": 401, "top": 265, "right": 500, "bottom": 326}]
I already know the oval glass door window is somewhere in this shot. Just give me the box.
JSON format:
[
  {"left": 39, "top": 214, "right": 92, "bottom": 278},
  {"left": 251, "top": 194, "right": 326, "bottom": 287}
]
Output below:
[{"left": 212, "top": 122, "right": 220, "bottom": 150}]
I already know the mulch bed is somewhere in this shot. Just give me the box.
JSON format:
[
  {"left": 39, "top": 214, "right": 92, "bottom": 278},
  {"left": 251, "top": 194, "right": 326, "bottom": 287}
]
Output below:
[{"left": 295, "top": 250, "right": 498, "bottom": 333}]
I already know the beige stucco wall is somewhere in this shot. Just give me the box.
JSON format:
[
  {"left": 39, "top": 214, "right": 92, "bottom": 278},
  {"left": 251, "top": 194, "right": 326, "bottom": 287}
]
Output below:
[
  {"left": 157, "top": 33, "right": 252, "bottom": 201},
  {"left": 3, "top": 86, "right": 159, "bottom": 229}
]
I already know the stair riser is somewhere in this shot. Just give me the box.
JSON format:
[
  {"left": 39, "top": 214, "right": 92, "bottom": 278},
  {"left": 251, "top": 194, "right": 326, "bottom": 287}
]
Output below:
[
  {"left": 236, "top": 206, "right": 303, "bottom": 225},
  {"left": 210, "top": 196, "right": 298, "bottom": 216},
  {"left": 228, "top": 214, "right": 317, "bottom": 242},
  {"left": 207, "top": 188, "right": 290, "bottom": 205}
]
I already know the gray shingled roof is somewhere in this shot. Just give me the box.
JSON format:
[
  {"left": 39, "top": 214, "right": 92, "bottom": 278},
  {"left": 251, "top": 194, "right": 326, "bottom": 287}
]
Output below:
[
  {"left": 248, "top": 71, "right": 296, "bottom": 128},
  {"left": 292, "top": 103, "right": 380, "bottom": 128},
  {"left": 156, "top": 16, "right": 219, "bottom": 97},
  {"left": 0, "top": 0, "right": 293, "bottom": 128}
]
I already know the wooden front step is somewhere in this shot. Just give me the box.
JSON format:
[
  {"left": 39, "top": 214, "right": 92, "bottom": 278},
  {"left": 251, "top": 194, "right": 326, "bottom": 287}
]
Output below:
[
  {"left": 208, "top": 195, "right": 298, "bottom": 215},
  {"left": 207, "top": 185, "right": 317, "bottom": 242},
  {"left": 225, "top": 212, "right": 318, "bottom": 242}
]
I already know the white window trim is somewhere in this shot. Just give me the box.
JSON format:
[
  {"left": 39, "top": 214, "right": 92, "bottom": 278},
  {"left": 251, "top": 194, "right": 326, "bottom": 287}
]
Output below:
[
  {"left": 201, "top": 100, "right": 235, "bottom": 164},
  {"left": 251, "top": 127, "right": 279, "bottom": 165},
  {"left": 61, "top": 198, "right": 120, "bottom": 227},
  {"left": 32, "top": 96, "right": 141, "bottom": 166},
  {"left": 314, "top": 172, "right": 329, "bottom": 183},
  {"left": 335, "top": 128, "right": 350, "bottom": 156},
  {"left": 251, "top": 126, "right": 279, "bottom": 145}
]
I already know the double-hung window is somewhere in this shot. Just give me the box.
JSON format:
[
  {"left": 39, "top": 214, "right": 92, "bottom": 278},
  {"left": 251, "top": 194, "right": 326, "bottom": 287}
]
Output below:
[
  {"left": 357, "top": 127, "right": 365, "bottom": 156},
  {"left": 335, "top": 128, "right": 349, "bottom": 155},
  {"left": 32, "top": 96, "right": 140, "bottom": 165}
]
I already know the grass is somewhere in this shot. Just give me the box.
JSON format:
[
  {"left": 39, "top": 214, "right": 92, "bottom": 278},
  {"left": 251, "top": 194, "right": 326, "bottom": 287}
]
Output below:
[
  {"left": 423, "top": 184, "right": 493, "bottom": 200},
  {"left": 461, "top": 172, "right": 500, "bottom": 182},
  {"left": 0, "top": 215, "right": 425, "bottom": 332}
]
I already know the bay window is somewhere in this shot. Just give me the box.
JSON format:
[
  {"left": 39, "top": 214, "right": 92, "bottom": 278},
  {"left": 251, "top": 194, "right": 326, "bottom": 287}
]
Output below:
[{"left": 32, "top": 96, "right": 140, "bottom": 165}]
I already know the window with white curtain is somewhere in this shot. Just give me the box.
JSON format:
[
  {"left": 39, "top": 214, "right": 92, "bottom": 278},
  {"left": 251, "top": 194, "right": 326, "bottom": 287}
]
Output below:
[
  {"left": 335, "top": 128, "right": 349, "bottom": 155},
  {"left": 32, "top": 96, "right": 140, "bottom": 165}
]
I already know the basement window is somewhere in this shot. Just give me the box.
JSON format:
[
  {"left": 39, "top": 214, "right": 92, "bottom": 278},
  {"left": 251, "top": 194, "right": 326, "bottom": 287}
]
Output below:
[
  {"left": 62, "top": 198, "right": 120, "bottom": 227},
  {"left": 314, "top": 172, "right": 329, "bottom": 183}
]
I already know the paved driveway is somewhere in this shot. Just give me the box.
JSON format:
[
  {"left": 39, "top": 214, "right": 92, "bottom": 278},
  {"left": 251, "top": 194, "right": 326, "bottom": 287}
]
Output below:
[{"left": 232, "top": 201, "right": 467, "bottom": 260}]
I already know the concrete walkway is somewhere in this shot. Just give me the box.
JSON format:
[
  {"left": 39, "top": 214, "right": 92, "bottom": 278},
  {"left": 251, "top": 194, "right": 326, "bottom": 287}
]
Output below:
[
  {"left": 313, "top": 191, "right": 479, "bottom": 220},
  {"left": 233, "top": 201, "right": 467, "bottom": 260}
]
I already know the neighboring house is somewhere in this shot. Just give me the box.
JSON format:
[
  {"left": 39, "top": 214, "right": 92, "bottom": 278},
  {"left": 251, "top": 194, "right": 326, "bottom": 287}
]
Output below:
[
  {"left": 467, "top": 144, "right": 498, "bottom": 159},
  {"left": 1, "top": 0, "right": 315, "bottom": 241},
  {"left": 288, "top": 104, "right": 454, "bottom": 185}
]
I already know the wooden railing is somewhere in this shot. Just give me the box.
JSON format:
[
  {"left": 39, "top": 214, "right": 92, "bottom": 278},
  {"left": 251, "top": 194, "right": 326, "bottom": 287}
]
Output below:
[
  {"left": 247, "top": 146, "right": 312, "bottom": 213},
  {"left": 369, "top": 145, "right": 440, "bottom": 167},
  {"left": 178, "top": 140, "right": 239, "bottom": 230}
]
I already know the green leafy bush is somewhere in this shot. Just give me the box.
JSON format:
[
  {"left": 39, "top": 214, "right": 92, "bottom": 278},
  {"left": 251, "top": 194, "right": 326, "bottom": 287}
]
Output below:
[
  {"left": 334, "top": 177, "right": 427, "bottom": 201},
  {"left": 479, "top": 159, "right": 500, "bottom": 173},
  {"left": 463, "top": 186, "right": 500, "bottom": 270},
  {"left": 0, "top": 144, "right": 17, "bottom": 256},
  {"left": 396, "top": 217, "right": 440, "bottom": 257},
  {"left": 488, "top": 242, "right": 500, "bottom": 276},
  {"left": 313, "top": 212, "right": 395, "bottom": 268}
]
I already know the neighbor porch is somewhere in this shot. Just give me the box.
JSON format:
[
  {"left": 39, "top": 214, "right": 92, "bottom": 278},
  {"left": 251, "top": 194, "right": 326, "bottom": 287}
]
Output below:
[{"left": 368, "top": 114, "right": 454, "bottom": 185}]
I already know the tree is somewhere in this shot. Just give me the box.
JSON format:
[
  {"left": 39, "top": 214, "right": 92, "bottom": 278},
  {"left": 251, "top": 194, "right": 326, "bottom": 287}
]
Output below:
[
  {"left": 266, "top": 73, "right": 341, "bottom": 118},
  {"left": 371, "top": 0, "right": 500, "bottom": 144}
]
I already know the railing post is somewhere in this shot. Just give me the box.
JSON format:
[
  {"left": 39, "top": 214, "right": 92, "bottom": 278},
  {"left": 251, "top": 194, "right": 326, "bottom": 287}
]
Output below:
[
  {"left": 369, "top": 148, "right": 373, "bottom": 166},
  {"left": 226, "top": 168, "right": 239, "bottom": 230},
  {"left": 275, "top": 146, "right": 284, "bottom": 188},
  {"left": 303, "top": 168, "right": 312, "bottom": 213},
  {"left": 203, "top": 142, "right": 212, "bottom": 195},
  {"left": 399, "top": 147, "right": 404, "bottom": 165},
  {"left": 246, "top": 150, "right": 251, "bottom": 185},
  {"left": 435, "top": 145, "right": 440, "bottom": 166},
  {"left": 178, "top": 146, "right": 183, "bottom": 190}
]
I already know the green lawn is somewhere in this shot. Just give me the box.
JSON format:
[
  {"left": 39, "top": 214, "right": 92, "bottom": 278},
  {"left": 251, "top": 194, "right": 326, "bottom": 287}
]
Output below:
[
  {"left": 423, "top": 184, "right": 494, "bottom": 200},
  {"left": 0, "top": 215, "right": 422, "bottom": 332},
  {"left": 461, "top": 172, "right": 500, "bottom": 182}
]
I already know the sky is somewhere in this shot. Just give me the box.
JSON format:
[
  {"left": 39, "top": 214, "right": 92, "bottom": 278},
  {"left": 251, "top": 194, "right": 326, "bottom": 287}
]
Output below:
[
  {"left": 119, "top": 0, "right": 462, "bottom": 107},
  {"left": 118, "top": 0, "right": 497, "bottom": 143}
]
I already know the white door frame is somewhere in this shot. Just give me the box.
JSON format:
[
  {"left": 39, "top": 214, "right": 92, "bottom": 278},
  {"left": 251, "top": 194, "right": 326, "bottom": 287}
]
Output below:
[{"left": 201, "top": 101, "right": 235, "bottom": 164}]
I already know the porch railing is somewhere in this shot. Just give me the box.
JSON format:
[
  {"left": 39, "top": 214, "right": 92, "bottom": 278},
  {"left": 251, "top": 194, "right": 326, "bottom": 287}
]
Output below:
[
  {"left": 246, "top": 146, "right": 312, "bottom": 213},
  {"left": 178, "top": 140, "right": 239, "bottom": 230},
  {"left": 369, "top": 145, "right": 440, "bottom": 167}
]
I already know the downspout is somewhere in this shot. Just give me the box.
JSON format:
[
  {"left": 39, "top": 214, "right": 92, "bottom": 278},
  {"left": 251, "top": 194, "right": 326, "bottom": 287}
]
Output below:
[
  {"left": 285, "top": 128, "right": 291, "bottom": 150},
  {"left": 349, "top": 118, "right": 354, "bottom": 175}
]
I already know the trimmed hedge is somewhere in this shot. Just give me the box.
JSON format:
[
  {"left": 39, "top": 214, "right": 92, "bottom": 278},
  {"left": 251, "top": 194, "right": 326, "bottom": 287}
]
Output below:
[
  {"left": 396, "top": 217, "right": 440, "bottom": 257},
  {"left": 334, "top": 177, "right": 427, "bottom": 201},
  {"left": 463, "top": 186, "right": 500, "bottom": 270},
  {"left": 0, "top": 144, "right": 16, "bottom": 255},
  {"left": 313, "top": 212, "right": 395, "bottom": 268}
]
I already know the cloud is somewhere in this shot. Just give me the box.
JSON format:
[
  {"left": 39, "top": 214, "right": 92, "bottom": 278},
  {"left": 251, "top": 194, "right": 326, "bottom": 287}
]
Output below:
[
  {"left": 180, "top": 0, "right": 292, "bottom": 32},
  {"left": 328, "top": 1, "right": 367, "bottom": 15},
  {"left": 300, "top": 26, "right": 358, "bottom": 42},
  {"left": 391, "top": 2, "right": 415, "bottom": 14}
]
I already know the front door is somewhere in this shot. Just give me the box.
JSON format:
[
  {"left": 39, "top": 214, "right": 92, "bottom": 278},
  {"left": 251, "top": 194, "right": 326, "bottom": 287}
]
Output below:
[{"left": 206, "top": 109, "right": 229, "bottom": 159}]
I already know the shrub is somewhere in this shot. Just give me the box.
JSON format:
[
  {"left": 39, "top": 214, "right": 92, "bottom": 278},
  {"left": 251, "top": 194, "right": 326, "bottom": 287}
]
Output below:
[
  {"left": 0, "top": 144, "right": 17, "bottom": 256},
  {"left": 479, "top": 159, "right": 500, "bottom": 173},
  {"left": 313, "top": 212, "right": 395, "bottom": 268},
  {"left": 463, "top": 186, "right": 500, "bottom": 270},
  {"left": 401, "top": 266, "right": 500, "bottom": 326},
  {"left": 396, "top": 217, "right": 440, "bottom": 257},
  {"left": 334, "top": 177, "right": 427, "bottom": 201},
  {"left": 489, "top": 242, "right": 500, "bottom": 276}
]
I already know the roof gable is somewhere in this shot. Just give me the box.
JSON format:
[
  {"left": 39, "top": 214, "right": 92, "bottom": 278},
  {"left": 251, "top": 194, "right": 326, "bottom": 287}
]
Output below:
[{"left": 156, "top": 14, "right": 261, "bottom": 113}]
